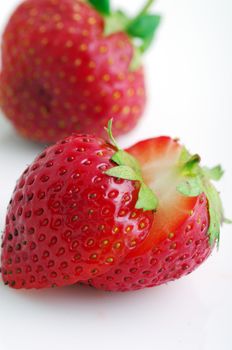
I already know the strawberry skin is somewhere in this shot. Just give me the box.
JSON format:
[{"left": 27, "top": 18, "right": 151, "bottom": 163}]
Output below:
[
  {"left": 1, "top": 134, "right": 154, "bottom": 289},
  {"left": 0, "top": 0, "right": 149, "bottom": 142},
  {"left": 88, "top": 194, "right": 210, "bottom": 292},
  {"left": 88, "top": 137, "right": 222, "bottom": 291},
  {"left": 1, "top": 126, "right": 224, "bottom": 292}
]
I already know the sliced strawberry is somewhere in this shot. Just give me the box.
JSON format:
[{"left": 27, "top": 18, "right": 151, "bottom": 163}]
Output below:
[
  {"left": 1, "top": 123, "right": 224, "bottom": 292},
  {"left": 89, "top": 137, "right": 224, "bottom": 291},
  {"left": 127, "top": 137, "right": 198, "bottom": 254}
]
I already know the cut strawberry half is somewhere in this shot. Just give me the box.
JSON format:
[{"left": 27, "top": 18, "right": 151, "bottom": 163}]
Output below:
[
  {"left": 88, "top": 132, "right": 225, "bottom": 291},
  {"left": 127, "top": 137, "right": 199, "bottom": 256}
]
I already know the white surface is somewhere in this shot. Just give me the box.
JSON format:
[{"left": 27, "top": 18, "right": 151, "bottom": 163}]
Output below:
[{"left": 0, "top": 0, "right": 232, "bottom": 349}]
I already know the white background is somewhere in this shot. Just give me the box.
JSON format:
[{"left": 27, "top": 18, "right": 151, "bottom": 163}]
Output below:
[{"left": 0, "top": 1, "right": 232, "bottom": 349}]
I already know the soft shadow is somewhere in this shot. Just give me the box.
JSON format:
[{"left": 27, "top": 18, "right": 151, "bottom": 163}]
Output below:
[
  {"left": 18, "top": 284, "right": 111, "bottom": 304},
  {"left": 3, "top": 281, "right": 171, "bottom": 309}
]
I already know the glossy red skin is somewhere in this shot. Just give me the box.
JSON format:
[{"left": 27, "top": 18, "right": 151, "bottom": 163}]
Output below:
[
  {"left": 88, "top": 194, "right": 211, "bottom": 291},
  {"left": 0, "top": 0, "right": 146, "bottom": 143},
  {"left": 88, "top": 137, "right": 213, "bottom": 291},
  {"left": 1, "top": 135, "right": 153, "bottom": 289}
]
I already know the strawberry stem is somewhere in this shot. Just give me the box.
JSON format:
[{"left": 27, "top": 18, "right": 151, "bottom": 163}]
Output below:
[
  {"left": 137, "top": 0, "right": 156, "bottom": 17},
  {"left": 105, "top": 119, "right": 158, "bottom": 212},
  {"left": 105, "top": 119, "right": 120, "bottom": 150}
]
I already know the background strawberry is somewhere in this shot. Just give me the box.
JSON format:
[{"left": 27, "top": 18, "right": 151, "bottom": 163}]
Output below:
[
  {"left": 0, "top": 0, "right": 161, "bottom": 142},
  {"left": 87, "top": 136, "right": 225, "bottom": 291},
  {"left": 1, "top": 124, "right": 156, "bottom": 289}
]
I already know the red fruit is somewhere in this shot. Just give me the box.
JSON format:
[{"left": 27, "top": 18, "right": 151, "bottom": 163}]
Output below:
[
  {"left": 0, "top": 0, "right": 161, "bottom": 142},
  {"left": 88, "top": 137, "right": 225, "bottom": 291},
  {"left": 1, "top": 123, "right": 225, "bottom": 292},
  {"left": 1, "top": 133, "right": 154, "bottom": 289}
]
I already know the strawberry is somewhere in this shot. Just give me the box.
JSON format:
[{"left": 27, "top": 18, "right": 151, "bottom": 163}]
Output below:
[
  {"left": 1, "top": 122, "right": 156, "bottom": 289},
  {"left": 88, "top": 136, "right": 226, "bottom": 291},
  {"left": 1, "top": 121, "right": 226, "bottom": 291},
  {"left": 0, "top": 0, "right": 161, "bottom": 143}
]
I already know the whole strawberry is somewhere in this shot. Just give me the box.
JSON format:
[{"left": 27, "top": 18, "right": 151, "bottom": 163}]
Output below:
[
  {"left": 0, "top": 0, "right": 161, "bottom": 142},
  {"left": 88, "top": 136, "right": 226, "bottom": 291},
  {"left": 1, "top": 122, "right": 156, "bottom": 289}
]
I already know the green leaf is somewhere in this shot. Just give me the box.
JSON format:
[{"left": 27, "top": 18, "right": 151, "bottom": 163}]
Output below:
[
  {"left": 88, "top": 0, "right": 111, "bottom": 15},
  {"left": 203, "top": 165, "right": 224, "bottom": 181},
  {"left": 105, "top": 119, "right": 158, "bottom": 212},
  {"left": 105, "top": 166, "right": 140, "bottom": 181},
  {"left": 179, "top": 147, "right": 191, "bottom": 164},
  {"left": 177, "top": 177, "right": 203, "bottom": 197},
  {"left": 140, "top": 33, "right": 155, "bottom": 54},
  {"left": 224, "top": 218, "right": 232, "bottom": 224},
  {"left": 127, "top": 13, "right": 161, "bottom": 54},
  {"left": 112, "top": 150, "right": 142, "bottom": 175},
  {"left": 129, "top": 46, "right": 142, "bottom": 70},
  {"left": 104, "top": 10, "right": 130, "bottom": 36},
  {"left": 182, "top": 154, "right": 201, "bottom": 174},
  {"left": 201, "top": 166, "right": 224, "bottom": 245},
  {"left": 136, "top": 183, "right": 158, "bottom": 211},
  {"left": 179, "top": 150, "right": 201, "bottom": 177},
  {"left": 202, "top": 180, "right": 223, "bottom": 245},
  {"left": 178, "top": 147, "right": 224, "bottom": 242},
  {"left": 177, "top": 149, "right": 224, "bottom": 245},
  {"left": 106, "top": 119, "right": 142, "bottom": 175},
  {"left": 127, "top": 14, "right": 161, "bottom": 40}
]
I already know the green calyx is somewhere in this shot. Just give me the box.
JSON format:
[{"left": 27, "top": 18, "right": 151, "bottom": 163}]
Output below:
[
  {"left": 105, "top": 120, "right": 158, "bottom": 212},
  {"left": 88, "top": 0, "right": 161, "bottom": 70},
  {"left": 88, "top": 0, "right": 111, "bottom": 15},
  {"left": 177, "top": 148, "right": 225, "bottom": 246}
]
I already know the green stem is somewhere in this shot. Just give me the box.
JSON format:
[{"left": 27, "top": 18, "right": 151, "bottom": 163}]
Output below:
[
  {"left": 105, "top": 119, "right": 120, "bottom": 150},
  {"left": 138, "top": 0, "right": 156, "bottom": 17}
]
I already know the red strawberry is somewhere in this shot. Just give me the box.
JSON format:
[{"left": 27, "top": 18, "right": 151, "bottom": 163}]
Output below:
[
  {"left": 1, "top": 121, "right": 225, "bottom": 291},
  {"left": 0, "top": 0, "right": 161, "bottom": 143},
  {"left": 1, "top": 124, "right": 156, "bottom": 289},
  {"left": 88, "top": 136, "right": 225, "bottom": 291}
]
